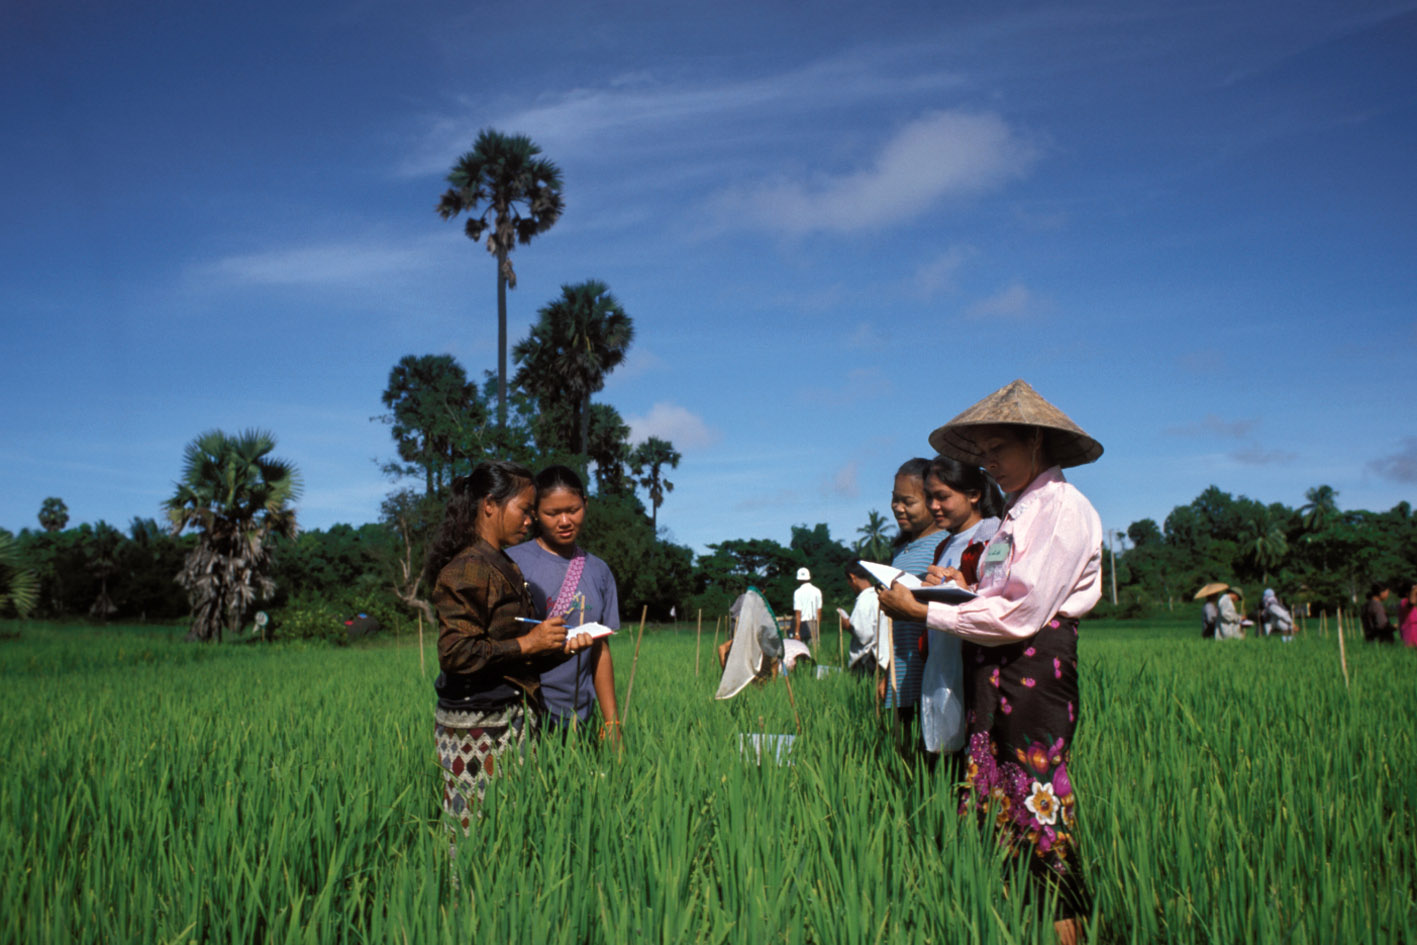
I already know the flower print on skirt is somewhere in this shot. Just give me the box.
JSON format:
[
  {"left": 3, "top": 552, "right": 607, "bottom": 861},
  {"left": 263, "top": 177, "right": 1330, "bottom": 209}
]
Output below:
[{"left": 961, "top": 616, "right": 1091, "bottom": 920}]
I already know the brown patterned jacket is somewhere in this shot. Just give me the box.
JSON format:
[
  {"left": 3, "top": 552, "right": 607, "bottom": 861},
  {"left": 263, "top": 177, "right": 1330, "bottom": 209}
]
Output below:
[{"left": 433, "top": 538, "right": 569, "bottom": 711}]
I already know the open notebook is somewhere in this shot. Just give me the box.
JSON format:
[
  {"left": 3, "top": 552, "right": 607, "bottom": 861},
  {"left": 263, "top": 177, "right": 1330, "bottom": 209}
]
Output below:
[{"left": 857, "top": 561, "right": 977, "bottom": 605}]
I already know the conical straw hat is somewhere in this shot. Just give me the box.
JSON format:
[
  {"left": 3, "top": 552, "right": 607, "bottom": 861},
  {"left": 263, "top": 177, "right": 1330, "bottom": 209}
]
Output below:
[
  {"left": 928, "top": 379, "right": 1103, "bottom": 469},
  {"left": 1193, "top": 581, "right": 1229, "bottom": 600}
]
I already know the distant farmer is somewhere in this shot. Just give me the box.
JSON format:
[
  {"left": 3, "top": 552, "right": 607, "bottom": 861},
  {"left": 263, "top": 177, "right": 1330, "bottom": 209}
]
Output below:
[
  {"left": 1362, "top": 584, "right": 1395, "bottom": 644},
  {"left": 792, "top": 567, "right": 822, "bottom": 646},
  {"left": 878, "top": 378, "right": 1104, "bottom": 942},
  {"left": 1217, "top": 589, "right": 1245, "bottom": 640},
  {"left": 1260, "top": 588, "right": 1293, "bottom": 640},
  {"left": 424, "top": 461, "right": 592, "bottom": 845},
  {"left": 1197, "top": 584, "right": 1224, "bottom": 639}
]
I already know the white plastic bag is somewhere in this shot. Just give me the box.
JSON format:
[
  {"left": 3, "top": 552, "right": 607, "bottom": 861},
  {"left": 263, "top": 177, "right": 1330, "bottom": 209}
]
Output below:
[{"left": 920, "top": 629, "right": 966, "bottom": 753}]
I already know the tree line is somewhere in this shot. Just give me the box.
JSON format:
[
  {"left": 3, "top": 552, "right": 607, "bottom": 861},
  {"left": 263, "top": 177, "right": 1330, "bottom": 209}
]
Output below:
[{"left": 1103, "top": 484, "right": 1416, "bottom": 616}]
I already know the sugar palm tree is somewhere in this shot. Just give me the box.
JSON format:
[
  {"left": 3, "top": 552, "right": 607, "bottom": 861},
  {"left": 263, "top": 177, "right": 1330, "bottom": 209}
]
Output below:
[
  {"left": 512, "top": 279, "right": 634, "bottom": 455},
  {"left": 164, "top": 429, "right": 301, "bottom": 642},
  {"left": 437, "top": 129, "right": 564, "bottom": 430},
  {"left": 630, "top": 437, "right": 681, "bottom": 535}
]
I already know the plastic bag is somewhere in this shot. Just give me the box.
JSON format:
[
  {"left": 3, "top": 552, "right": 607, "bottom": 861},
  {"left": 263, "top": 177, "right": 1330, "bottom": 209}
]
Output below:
[{"left": 920, "top": 629, "right": 966, "bottom": 753}]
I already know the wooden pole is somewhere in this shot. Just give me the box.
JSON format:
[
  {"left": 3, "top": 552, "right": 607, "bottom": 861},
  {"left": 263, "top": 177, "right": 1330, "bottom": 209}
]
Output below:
[
  {"left": 837, "top": 608, "right": 844, "bottom": 667},
  {"left": 622, "top": 605, "right": 649, "bottom": 720},
  {"left": 417, "top": 610, "right": 426, "bottom": 678},
  {"left": 1337, "top": 606, "right": 1350, "bottom": 689},
  {"left": 695, "top": 609, "right": 703, "bottom": 676},
  {"left": 712, "top": 615, "right": 721, "bottom": 655}
]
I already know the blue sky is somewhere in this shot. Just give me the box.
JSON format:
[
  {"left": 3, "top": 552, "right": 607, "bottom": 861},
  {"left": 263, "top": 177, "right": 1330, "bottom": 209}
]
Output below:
[{"left": 4, "top": 0, "right": 1415, "bottom": 555}]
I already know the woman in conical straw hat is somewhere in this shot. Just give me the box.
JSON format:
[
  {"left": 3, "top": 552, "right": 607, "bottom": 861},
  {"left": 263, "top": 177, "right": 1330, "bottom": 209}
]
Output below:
[{"left": 878, "top": 379, "right": 1102, "bottom": 943}]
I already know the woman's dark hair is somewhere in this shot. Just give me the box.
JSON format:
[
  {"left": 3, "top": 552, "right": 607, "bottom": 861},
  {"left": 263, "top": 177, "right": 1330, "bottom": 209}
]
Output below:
[
  {"left": 422, "top": 460, "right": 533, "bottom": 587},
  {"left": 892, "top": 457, "right": 932, "bottom": 548},
  {"left": 534, "top": 464, "right": 587, "bottom": 504},
  {"left": 926, "top": 455, "right": 1005, "bottom": 521},
  {"left": 1371, "top": 582, "right": 1387, "bottom": 599}
]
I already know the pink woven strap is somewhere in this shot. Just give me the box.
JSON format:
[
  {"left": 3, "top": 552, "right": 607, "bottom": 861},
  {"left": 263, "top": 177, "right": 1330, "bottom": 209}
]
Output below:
[{"left": 548, "top": 548, "right": 586, "bottom": 619}]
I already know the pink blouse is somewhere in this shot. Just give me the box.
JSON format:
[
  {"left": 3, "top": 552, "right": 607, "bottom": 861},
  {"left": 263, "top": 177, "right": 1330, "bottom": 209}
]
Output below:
[{"left": 926, "top": 465, "right": 1102, "bottom": 645}]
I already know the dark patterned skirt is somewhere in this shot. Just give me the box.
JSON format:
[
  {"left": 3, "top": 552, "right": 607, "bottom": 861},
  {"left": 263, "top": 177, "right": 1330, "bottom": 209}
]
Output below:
[
  {"left": 961, "top": 616, "right": 1090, "bottom": 920},
  {"left": 435, "top": 702, "right": 537, "bottom": 834}
]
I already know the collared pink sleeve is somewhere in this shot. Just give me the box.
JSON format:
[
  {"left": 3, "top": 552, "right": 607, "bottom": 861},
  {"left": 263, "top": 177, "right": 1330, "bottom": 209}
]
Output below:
[{"left": 926, "top": 474, "right": 1103, "bottom": 645}]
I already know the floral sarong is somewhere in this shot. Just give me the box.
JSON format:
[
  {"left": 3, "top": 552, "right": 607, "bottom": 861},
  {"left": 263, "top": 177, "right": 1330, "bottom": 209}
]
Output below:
[{"left": 961, "top": 615, "right": 1090, "bottom": 919}]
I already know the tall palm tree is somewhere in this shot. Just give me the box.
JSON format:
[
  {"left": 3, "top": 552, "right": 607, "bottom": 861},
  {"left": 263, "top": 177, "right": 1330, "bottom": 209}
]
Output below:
[
  {"left": 164, "top": 429, "right": 301, "bottom": 642},
  {"left": 38, "top": 497, "right": 69, "bottom": 533},
  {"left": 630, "top": 437, "right": 681, "bottom": 535},
  {"left": 436, "top": 129, "right": 564, "bottom": 430},
  {"left": 512, "top": 279, "right": 634, "bottom": 455}
]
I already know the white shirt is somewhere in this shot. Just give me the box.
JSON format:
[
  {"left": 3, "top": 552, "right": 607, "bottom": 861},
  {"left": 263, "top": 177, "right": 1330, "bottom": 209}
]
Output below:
[
  {"left": 793, "top": 582, "right": 822, "bottom": 623},
  {"left": 847, "top": 587, "right": 879, "bottom": 666},
  {"left": 927, "top": 466, "right": 1102, "bottom": 645}
]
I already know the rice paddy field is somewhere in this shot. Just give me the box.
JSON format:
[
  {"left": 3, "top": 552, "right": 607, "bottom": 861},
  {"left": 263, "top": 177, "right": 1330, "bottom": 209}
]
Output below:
[{"left": 2, "top": 614, "right": 1414, "bottom": 943}]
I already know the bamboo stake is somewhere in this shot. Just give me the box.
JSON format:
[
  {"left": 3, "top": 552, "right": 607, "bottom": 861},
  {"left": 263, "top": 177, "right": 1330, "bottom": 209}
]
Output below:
[
  {"left": 711, "top": 616, "right": 721, "bottom": 657},
  {"left": 417, "top": 610, "right": 426, "bottom": 678},
  {"left": 695, "top": 609, "right": 703, "bottom": 676},
  {"left": 827, "top": 606, "right": 838, "bottom": 665},
  {"left": 1337, "top": 606, "right": 1350, "bottom": 689},
  {"left": 622, "top": 605, "right": 649, "bottom": 720}
]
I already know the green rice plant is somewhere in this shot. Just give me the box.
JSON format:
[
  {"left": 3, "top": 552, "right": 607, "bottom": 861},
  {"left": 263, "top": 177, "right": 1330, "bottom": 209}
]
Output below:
[{"left": 1, "top": 618, "right": 1413, "bottom": 943}]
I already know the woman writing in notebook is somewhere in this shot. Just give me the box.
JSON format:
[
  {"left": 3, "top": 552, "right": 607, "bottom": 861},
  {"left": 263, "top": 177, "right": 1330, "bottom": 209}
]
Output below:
[{"left": 879, "top": 380, "right": 1103, "bottom": 944}]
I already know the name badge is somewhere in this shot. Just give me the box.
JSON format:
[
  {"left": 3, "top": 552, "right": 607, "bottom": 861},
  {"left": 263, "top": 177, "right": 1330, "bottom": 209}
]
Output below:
[{"left": 978, "top": 534, "right": 1013, "bottom": 588}]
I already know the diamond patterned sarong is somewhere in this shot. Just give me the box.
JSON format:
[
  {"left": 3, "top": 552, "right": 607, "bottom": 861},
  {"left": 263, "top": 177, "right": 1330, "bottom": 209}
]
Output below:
[{"left": 435, "top": 702, "right": 536, "bottom": 834}]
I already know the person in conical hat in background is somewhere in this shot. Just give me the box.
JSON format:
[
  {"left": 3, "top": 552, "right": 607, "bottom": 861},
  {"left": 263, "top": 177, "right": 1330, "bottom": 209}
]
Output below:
[{"left": 877, "top": 379, "right": 1102, "bottom": 944}]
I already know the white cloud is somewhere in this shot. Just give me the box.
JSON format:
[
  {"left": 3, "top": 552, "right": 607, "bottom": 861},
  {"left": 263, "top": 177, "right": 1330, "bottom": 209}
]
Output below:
[
  {"left": 826, "top": 461, "right": 859, "bottom": 499},
  {"left": 711, "top": 110, "right": 1037, "bottom": 235},
  {"left": 913, "top": 245, "right": 975, "bottom": 298},
  {"left": 398, "top": 53, "right": 965, "bottom": 178},
  {"left": 1166, "top": 414, "right": 1259, "bottom": 439},
  {"left": 199, "top": 239, "right": 435, "bottom": 288},
  {"left": 1230, "top": 447, "right": 1298, "bottom": 466},
  {"left": 964, "top": 282, "right": 1041, "bottom": 320},
  {"left": 626, "top": 402, "right": 719, "bottom": 449}
]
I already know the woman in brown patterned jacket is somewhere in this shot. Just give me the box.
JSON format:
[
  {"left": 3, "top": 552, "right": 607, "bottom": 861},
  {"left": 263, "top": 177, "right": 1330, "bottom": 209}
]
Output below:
[{"left": 424, "top": 460, "right": 593, "bottom": 835}]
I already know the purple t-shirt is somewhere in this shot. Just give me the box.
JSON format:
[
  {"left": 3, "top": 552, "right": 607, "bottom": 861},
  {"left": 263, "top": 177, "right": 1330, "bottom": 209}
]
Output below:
[{"left": 504, "top": 540, "right": 621, "bottom": 721}]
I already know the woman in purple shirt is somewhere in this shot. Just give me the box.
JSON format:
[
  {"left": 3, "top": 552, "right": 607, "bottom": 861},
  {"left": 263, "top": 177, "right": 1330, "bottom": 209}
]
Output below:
[{"left": 507, "top": 465, "right": 623, "bottom": 749}]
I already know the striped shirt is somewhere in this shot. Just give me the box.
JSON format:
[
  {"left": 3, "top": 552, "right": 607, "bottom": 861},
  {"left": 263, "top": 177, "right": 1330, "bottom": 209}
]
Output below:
[{"left": 885, "top": 531, "right": 940, "bottom": 708}]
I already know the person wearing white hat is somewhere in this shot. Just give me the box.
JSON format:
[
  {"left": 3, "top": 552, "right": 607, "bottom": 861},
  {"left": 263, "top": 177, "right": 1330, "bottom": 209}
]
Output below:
[
  {"left": 878, "top": 379, "right": 1102, "bottom": 942},
  {"left": 792, "top": 567, "right": 822, "bottom": 646}
]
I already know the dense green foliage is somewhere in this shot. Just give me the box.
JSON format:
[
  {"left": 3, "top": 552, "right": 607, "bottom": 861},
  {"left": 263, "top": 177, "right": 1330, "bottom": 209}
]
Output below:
[
  {"left": 1110, "top": 485, "right": 1417, "bottom": 615},
  {"left": 3, "top": 616, "right": 1413, "bottom": 942}
]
